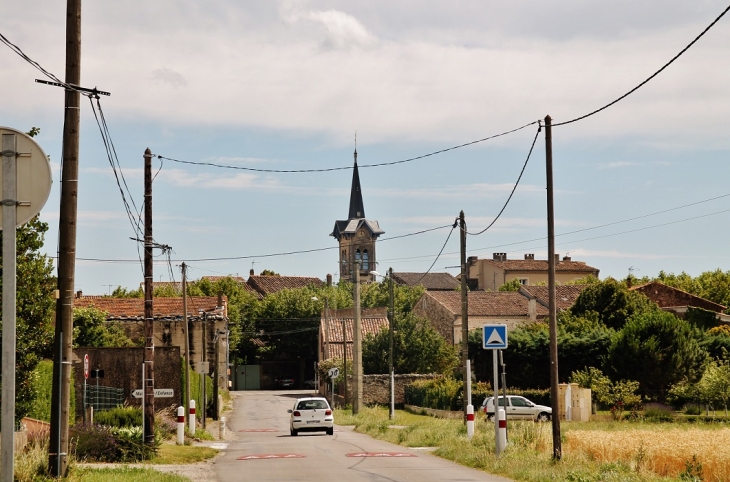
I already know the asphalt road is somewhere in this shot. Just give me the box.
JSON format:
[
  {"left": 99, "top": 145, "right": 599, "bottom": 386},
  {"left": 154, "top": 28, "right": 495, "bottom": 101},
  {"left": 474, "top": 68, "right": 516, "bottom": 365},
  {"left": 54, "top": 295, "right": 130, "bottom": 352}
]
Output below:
[{"left": 212, "top": 390, "right": 512, "bottom": 482}]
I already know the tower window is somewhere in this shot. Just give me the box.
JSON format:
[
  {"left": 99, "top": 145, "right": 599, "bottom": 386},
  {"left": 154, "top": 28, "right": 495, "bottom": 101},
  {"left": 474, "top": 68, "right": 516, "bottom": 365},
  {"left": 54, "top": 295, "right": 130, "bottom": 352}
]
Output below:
[
  {"left": 362, "top": 249, "right": 369, "bottom": 271},
  {"left": 355, "top": 249, "right": 362, "bottom": 266}
]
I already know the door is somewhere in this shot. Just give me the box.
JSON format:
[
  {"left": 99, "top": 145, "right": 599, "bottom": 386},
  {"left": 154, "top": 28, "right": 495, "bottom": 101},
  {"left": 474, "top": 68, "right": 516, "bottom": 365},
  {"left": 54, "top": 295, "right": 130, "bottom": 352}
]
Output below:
[
  {"left": 235, "top": 365, "right": 261, "bottom": 390},
  {"left": 508, "top": 396, "right": 531, "bottom": 419}
]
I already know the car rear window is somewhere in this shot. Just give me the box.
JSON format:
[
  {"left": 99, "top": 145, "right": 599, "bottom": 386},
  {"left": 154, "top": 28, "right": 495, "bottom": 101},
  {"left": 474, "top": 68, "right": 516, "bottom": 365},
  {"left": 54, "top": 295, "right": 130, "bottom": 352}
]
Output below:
[{"left": 297, "top": 400, "right": 328, "bottom": 410}]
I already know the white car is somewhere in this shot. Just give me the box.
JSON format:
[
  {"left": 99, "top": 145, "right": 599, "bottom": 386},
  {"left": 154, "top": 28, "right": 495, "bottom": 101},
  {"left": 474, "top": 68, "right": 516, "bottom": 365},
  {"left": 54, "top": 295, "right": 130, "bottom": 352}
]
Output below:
[
  {"left": 288, "top": 397, "right": 334, "bottom": 436},
  {"left": 482, "top": 395, "right": 552, "bottom": 422}
]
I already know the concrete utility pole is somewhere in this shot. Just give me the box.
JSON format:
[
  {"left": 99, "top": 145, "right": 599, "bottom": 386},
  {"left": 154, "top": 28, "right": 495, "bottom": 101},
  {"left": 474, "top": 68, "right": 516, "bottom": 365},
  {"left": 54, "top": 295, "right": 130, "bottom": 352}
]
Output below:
[
  {"left": 352, "top": 262, "right": 362, "bottom": 414},
  {"left": 49, "top": 0, "right": 81, "bottom": 475},
  {"left": 544, "top": 115, "right": 561, "bottom": 460},
  {"left": 143, "top": 148, "right": 155, "bottom": 444},
  {"left": 460, "top": 210, "right": 469, "bottom": 420},
  {"left": 182, "top": 263, "right": 191, "bottom": 425}
]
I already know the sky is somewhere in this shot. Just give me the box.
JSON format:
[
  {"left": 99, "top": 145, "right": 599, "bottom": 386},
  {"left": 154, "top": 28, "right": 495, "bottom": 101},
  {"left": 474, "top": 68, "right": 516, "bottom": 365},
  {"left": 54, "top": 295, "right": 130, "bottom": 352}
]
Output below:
[{"left": 2, "top": 1, "right": 730, "bottom": 294}]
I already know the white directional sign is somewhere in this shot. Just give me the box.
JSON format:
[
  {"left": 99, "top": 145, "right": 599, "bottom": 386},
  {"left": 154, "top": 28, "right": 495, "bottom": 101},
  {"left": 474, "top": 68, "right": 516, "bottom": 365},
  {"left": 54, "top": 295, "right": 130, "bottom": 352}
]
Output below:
[
  {"left": 482, "top": 324, "right": 508, "bottom": 350},
  {"left": 328, "top": 367, "right": 340, "bottom": 379},
  {"left": 132, "top": 388, "right": 174, "bottom": 399}
]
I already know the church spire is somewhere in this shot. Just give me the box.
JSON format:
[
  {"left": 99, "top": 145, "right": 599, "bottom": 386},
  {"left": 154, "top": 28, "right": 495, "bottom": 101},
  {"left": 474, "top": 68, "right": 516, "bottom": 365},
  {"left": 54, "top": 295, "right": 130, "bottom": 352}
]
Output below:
[{"left": 348, "top": 144, "right": 365, "bottom": 219}]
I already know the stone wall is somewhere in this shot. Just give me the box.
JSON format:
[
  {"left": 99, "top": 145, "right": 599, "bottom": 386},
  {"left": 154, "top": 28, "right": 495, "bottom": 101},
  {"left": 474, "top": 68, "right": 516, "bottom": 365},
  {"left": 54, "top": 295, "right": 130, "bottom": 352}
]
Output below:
[
  {"left": 413, "top": 295, "right": 455, "bottom": 344},
  {"left": 72, "top": 347, "right": 181, "bottom": 421},
  {"left": 333, "top": 373, "right": 441, "bottom": 406}
]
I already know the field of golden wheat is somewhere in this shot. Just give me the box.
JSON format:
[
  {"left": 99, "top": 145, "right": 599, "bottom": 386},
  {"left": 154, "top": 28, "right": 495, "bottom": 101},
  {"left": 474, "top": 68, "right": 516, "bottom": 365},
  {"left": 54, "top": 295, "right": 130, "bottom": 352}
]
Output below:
[{"left": 565, "top": 426, "right": 730, "bottom": 481}]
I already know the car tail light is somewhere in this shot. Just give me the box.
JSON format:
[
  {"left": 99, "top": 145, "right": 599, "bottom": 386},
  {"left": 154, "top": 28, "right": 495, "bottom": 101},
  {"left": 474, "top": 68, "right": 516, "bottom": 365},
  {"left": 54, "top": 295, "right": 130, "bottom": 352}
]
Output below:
[
  {"left": 293, "top": 411, "right": 301, "bottom": 416},
  {"left": 325, "top": 410, "right": 332, "bottom": 415}
]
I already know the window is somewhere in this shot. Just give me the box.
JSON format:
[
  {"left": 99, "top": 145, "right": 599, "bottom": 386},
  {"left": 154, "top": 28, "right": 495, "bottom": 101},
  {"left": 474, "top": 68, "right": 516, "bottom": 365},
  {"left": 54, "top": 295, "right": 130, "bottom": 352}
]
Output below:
[
  {"left": 519, "top": 278, "right": 529, "bottom": 286},
  {"left": 510, "top": 397, "right": 527, "bottom": 407},
  {"left": 355, "top": 249, "right": 362, "bottom": 265},
  {"left": 362, "top": 249, "right": 369, "bottom": 271}
]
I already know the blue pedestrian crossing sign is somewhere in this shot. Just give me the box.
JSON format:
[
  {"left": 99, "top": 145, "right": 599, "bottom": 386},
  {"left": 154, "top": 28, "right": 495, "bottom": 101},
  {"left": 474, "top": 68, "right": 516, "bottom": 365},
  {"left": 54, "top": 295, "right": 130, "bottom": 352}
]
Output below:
[{"left": 482, "top": 324, "right": 508, "bottom": 350}]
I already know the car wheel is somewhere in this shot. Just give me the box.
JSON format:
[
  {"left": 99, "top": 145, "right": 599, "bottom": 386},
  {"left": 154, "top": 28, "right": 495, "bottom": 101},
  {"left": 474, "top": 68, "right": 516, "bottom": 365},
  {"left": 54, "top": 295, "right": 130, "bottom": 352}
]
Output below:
[
  {"left": 536, "top": 412, "right": 550, "bottom": 422},
  {"left": 291, "top": 428, "right": 298, "bottom": 436},
  {"left": 326, "top": 427, "right": 334, "bottom": 436}
]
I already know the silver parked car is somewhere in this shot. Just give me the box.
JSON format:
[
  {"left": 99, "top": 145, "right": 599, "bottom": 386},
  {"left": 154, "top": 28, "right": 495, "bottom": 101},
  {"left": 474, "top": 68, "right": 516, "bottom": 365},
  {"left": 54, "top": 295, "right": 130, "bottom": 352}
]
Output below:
[
  {"left": 481, "top": 395, "right": 552, "bottom": 422},
  {"left": 288, "top": 397, "right": 334, "bottom": 436}
]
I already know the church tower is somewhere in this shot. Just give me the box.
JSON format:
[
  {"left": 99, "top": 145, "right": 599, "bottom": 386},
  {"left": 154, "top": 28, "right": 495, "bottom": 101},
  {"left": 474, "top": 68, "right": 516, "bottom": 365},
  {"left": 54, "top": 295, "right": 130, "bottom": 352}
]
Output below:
[{"left": 331, "top": 148, "right": 384, "bottom": 282}]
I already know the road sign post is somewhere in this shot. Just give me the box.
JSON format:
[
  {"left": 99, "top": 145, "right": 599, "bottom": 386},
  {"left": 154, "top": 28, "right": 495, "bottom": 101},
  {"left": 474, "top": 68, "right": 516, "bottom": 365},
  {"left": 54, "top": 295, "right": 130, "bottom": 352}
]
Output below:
[{"left": 483, "top": 324, "right": 508, "bottom": 457}]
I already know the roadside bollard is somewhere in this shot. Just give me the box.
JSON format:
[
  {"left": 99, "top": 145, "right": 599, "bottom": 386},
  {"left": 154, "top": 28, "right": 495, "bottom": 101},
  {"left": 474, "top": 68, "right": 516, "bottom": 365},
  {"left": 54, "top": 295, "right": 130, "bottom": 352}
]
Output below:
[
  {"left": 219, "top": 416, "right": 226, "bottom": 439},
  {"left": 497, "top": 408, "right": 507, "bottom": 453},
  {"left": 466, "top": 404, "right": 475, "bottom": 439},
  {"left": 189, "top": 399, "right": 196, "bottom": 436},
  {"left": 177, "top": 406, "right": 185, "bottom": 445}
]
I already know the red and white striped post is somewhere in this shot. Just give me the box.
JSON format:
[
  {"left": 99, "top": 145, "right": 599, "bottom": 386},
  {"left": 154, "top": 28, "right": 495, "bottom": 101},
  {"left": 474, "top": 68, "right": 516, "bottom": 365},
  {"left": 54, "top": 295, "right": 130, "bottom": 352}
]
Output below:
[
  {"left": 466, "top": 404, "right": 475, "bottom": 439},
  {"left": 189, "top": 399, "right": 196, "bottom": 435},
  {"left": 497, "top": 408, "right": 507, "bottom": 452},
  {"left": 177, "top": 406, "right": 185, "bottom": 445}
]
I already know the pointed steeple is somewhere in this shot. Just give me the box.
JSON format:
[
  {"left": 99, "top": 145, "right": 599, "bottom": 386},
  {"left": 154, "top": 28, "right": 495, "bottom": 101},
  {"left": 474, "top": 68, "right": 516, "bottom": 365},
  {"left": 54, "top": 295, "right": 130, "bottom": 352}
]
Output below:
[{"left": 348, "top": 148, "right": 365, "bottom": 219}]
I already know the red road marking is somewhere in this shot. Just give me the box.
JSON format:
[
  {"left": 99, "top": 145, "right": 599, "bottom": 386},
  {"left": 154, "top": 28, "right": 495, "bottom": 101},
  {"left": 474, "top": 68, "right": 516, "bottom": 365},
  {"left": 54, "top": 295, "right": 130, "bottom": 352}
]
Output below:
[
  {"left": 346, "top": 452, "right": 416, "bottom": 458},
  {"left": 237, "top": 453, "right": 305, "bottom": 460},
  {"left": 239, "top": 428, "right": 278, "bottom": 432}
]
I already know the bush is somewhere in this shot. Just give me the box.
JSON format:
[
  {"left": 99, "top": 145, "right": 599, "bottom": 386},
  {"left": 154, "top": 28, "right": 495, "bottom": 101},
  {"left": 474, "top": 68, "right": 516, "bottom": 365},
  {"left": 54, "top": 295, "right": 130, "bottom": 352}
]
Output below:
[
  {"left": 94, "top": 405, "right": 142, "bottom": 428},
  {"left": 404, "top": 378, "right": 547, "bottom": 411},
  {"left": 643, "top": 403, "right": 675, "bottom": 422},
  {"left": 70, "top": 423, "right": 160, "bottom": 462}
]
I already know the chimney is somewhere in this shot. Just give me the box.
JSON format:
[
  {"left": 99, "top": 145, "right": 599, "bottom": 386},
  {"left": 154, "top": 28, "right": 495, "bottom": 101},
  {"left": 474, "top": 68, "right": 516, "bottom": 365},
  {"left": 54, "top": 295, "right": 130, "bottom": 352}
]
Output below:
[
  {"left": 326, "top": 274, "right": 332, "bottom": 286},
  {"left": 493, "top": 253, "right": 507, "bottom": 261},
  {"left": 75, "top": 290, "right": 82, "bottom": 299},
  {"left": 250, "top": 268, "right": 254, "bottom": 276},
  {"left": 563, "top": 256, "right": 571, "bottom": 262},
  {"left": 554, "top": 254, "right": 560, "bottom": 263},
  {"left": 467, "top": 256, "right": 478, "bottom": 266},
  {"left": 524, "top": 254, "right": 534, "bottom": 260},
  {"left": 217, "top": 290, "right": 223, "bottom": 308}
]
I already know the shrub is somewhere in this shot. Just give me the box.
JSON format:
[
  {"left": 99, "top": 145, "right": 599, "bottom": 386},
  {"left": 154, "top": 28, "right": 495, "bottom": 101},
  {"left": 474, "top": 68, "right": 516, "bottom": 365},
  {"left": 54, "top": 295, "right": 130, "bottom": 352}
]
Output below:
[
  {"left": 70, "top": 423, "right": 160, "bottom": 462},
  {"left": 643, "top": 403, "right": 675, "bottom": 422},
  {"left": 94, "top": 405, "right": 142, "bottom": 428}
]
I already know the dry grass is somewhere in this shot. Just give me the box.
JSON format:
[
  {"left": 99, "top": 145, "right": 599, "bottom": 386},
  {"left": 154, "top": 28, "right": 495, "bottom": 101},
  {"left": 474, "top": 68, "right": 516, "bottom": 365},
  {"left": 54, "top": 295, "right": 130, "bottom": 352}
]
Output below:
[{"left": 565, "top": 426, "right": 730, "bottom": 481}]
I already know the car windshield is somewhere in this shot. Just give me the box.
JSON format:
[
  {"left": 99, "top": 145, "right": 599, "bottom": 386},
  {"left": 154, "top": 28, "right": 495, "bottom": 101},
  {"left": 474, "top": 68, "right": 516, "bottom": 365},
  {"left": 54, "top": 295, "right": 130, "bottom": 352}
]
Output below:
[{"left": 297, "top": 400, "right": 328, "bottom": 410}]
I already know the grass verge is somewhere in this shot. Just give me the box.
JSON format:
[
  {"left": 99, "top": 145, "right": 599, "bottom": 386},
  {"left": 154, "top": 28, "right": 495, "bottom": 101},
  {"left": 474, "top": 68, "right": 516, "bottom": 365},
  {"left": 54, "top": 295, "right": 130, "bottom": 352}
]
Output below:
[
  {"left": 148, "top": 443, "right": 219, "bottom": 464},
  {"left": 336, "top": 406, "right": 730, "bottom": 482}
]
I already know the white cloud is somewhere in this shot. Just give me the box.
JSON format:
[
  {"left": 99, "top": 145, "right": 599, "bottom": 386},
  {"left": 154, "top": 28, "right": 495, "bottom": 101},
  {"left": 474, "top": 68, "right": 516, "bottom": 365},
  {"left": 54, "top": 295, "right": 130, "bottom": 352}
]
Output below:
[
  {"left": 150, "top": 68, "right": 188, "bottom": 88},
  {"left": 306, "top": 9, "right": 377, "bottom": 49}
]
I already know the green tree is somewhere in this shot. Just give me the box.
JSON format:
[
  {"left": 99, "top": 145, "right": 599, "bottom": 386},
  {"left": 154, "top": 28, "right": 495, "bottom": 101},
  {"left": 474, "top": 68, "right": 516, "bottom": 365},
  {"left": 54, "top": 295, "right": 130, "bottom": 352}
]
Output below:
[
  {"left": 570, "top": 277, "right": 657, "bottom": 330},
  {"left": 570, "top": 366, "right": 611, "bottom": 413},
  {"left": 606, "top": 310, "right": 707, "bottom": 401},
  {"left": 360, "top": 280, "right": 424, "bottom": 316},
  {"left": 655, "top": 269, "right": 730, "bottom": 311},
  {"left": 696, "top": 357, "right": 730, "bottom": 416},
  {"left": 0, "top": 216, "right": 56, "bottom": 421},
  {"left": 363, "top": 313, "right": 458, "bottom": 374},
  {"left": 498, "top": 279, "right": 522, "bottom": 292},
  {"left": 73, "top": 307, "right": 135, "bottom": 348},
  {"left": 259, "top": 269, "right": 280, "bottom": 276}
]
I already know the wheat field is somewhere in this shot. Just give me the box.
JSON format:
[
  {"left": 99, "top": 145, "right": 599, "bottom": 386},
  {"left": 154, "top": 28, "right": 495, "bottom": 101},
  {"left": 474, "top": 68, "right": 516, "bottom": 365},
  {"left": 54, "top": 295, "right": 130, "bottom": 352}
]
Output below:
[{"left": 565, "top": 426, "right": 730, "bottom": 481}]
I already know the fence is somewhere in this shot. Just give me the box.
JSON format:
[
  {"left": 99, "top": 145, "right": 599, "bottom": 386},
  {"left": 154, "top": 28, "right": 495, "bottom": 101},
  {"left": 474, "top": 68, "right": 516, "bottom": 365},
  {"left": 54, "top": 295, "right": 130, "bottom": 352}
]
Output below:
[{"left": 85, "top": 385, "right": 125, "bottom": 411}]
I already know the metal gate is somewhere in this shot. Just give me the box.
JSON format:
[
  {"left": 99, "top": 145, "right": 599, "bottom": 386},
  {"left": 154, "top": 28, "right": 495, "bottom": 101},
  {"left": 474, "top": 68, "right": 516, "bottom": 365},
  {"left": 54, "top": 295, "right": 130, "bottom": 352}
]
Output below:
[{"left": 235, "top": 365, "right": 260, "bottom": 390}]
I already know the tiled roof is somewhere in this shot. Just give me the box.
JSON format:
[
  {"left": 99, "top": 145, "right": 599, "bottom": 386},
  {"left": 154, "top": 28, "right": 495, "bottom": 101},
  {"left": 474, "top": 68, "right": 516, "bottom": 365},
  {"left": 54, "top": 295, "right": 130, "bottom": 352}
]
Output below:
[
  {"left": 321, "top": 308, "right": 388, "bottom": 360},
  {"left": 201, "top": 276, "right": 247, "bottom": 284},
  {"left": 487, "top": 259, "right": 599, "bottom": 273},
  {"left": 423, "top": 291, "right": 549, "bottom": 318},
  {"left": 247, "top": 275, "right": 324, "bottom": 296},
  {"left": 630, "top": 281, "right": 727, "bottom": 312},
  {"left": 75, "top": 296, "right": 227, "bottom": 321},
  {"left": 138, "top": 281, "right": 182, "bottom": 292},
  {"left": 392, "top": 272, "right": 460, "bottom": 291},
  {"left": 520, "top": 285, "right": 589, "bottom": 311}
]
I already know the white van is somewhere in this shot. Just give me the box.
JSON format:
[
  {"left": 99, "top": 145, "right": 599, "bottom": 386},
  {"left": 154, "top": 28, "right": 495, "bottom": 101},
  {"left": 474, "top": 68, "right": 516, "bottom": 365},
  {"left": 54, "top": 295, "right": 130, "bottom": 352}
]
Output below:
[{"left": 481, "top": 395, "right": 551, "bottom": 422}]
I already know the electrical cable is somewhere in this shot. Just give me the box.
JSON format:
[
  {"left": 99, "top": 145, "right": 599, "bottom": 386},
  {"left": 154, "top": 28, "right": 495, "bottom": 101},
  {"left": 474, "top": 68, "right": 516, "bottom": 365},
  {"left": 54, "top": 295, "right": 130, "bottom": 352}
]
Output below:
[
  {"left": 554, "top": 3, "right": 730, "bottom": 126},
  {"left": 155, "top": 121, "right": 539, "bottom": 174},
  {"left": 414, "top": 218, "right": 459, "bottom": 285},
  {"left": 466, "top": 124, "right": 541, "bottom": 235}
]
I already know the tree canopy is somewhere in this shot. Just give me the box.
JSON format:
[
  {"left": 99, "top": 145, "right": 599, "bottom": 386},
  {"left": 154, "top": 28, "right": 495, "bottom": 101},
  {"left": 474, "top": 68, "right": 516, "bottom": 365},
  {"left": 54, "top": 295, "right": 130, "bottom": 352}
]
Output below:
[{"left": 570, "top": 277, "right": 657, "bottom": 330}]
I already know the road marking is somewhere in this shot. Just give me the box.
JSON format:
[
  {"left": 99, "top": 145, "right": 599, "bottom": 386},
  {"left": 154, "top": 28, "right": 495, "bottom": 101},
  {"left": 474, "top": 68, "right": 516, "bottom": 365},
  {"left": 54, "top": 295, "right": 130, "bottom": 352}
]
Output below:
[
  {"left": 239, "top": 428, "right": 278, "bottom": 432},
  {"left": 237, "top": 453, "right": 306, "bottom": 460},
  {"left": 209, "top": 443, "right": 228, "bottom": 450},
  {"left": 346, "top": 452, "right": 416, "bottom": 457}
]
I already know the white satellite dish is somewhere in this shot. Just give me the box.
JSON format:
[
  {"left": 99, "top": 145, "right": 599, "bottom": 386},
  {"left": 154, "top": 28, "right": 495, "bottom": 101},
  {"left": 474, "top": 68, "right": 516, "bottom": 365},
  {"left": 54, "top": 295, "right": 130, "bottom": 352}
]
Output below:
[{"left": 0, "top": 126, "right": 52, "bottom": 228}]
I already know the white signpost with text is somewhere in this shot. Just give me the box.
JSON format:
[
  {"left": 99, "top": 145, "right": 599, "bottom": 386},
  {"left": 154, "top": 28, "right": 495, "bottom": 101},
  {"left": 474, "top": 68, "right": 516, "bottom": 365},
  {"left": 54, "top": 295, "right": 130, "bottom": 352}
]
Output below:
[{"left": 483, "top": 324, "right": 508, "bottom": 456}]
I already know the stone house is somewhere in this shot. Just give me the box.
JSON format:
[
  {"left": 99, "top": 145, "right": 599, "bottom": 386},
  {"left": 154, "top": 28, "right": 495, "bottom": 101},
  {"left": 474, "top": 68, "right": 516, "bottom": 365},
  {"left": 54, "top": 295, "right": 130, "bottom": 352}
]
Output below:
[
  {"left": 74, "top": 294, "right": 229, "bottom": 392},
  {"left": 630, "top": 281, "right": 730, "bottom": 323},
  {"left": 467, "top": 253, "right": 599, "bottom": 291}
]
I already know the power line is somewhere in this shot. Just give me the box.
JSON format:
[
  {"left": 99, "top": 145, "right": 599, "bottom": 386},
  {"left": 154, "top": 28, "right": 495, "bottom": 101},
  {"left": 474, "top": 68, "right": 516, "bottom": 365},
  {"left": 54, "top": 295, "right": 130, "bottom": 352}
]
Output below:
[
  {"left": 554, "top": 3, "right": 730, "bottom": 126},
  {"left": 467, "top": 124, "right": 541, "bottom": 235},
  {"left": 415, "top": 218, "right": 458, "bottom": 284},
  {"left": 155, "top": 121, "right": 539, "bottom": 174}
]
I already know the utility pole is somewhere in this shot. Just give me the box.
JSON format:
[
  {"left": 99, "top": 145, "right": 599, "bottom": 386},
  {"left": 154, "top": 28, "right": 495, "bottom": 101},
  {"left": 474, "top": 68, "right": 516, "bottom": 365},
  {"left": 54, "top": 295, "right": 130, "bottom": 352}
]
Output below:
[
  {"left": 352, "top": 261, "right": 362, "bottom": 414},
  {"left": 388, "top": 266, "right": 395, "bottom": 420},
  {"left": 545, "top": 115, "right": 561, "bottom": 460},
  {"left": 182, "top": 263, "right": 190, "bottom": 426},
  {"left": 342, "top": 313, "right": 348, "bottom": 406},
  {"left": 49, "top": 0, "right": 81, "bottom": 475},
  {"left": 143, "top": 148, "right": 155, "bottom": 445},
  {"left": 201, "top": 311, "right": 207, "bottom": 429},
  {"left": 460, "top": 210, "right": 469, "bottom": 421}
]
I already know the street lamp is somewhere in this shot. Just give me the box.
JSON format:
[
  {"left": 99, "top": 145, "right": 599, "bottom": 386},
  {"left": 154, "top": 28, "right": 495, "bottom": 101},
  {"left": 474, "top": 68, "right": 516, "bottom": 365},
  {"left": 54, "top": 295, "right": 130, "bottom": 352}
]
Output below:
[{"left": 370, "top": 267, "right": 395, "bottom": 420}]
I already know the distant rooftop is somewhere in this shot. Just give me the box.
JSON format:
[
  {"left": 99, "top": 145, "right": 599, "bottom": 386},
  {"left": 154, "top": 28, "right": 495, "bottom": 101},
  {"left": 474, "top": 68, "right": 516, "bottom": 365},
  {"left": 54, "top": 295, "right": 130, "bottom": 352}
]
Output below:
[{"left": 392, "top": 272, "right": 459, "bottom": 291}]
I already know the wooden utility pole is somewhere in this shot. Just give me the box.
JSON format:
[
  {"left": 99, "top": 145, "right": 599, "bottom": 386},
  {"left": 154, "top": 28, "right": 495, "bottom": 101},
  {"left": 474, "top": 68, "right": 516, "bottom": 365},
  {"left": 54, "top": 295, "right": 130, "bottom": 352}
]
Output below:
[
  {"left": 388, "top": 266, "right": 395, "bottom": 420},
  {"left": 544, "top": 115, "right": 561, "bottom": 460},
  {"left": 143, "top": 148, "right": 155, "bottom": 444},
  {"left": 182, "top": 263, "right": 190, "bottom": 425},
  {"left": 352, "top": 261, "right": 362, "bottom": 414},
  {"left": 460, "top": 210, "right": 469, "bottom": 420},
  {"left": 201, "top": 311, "right": 207, "bottom": 429},
  {"left": 49, "top": 0, "right": 81, "bottom": 475}
]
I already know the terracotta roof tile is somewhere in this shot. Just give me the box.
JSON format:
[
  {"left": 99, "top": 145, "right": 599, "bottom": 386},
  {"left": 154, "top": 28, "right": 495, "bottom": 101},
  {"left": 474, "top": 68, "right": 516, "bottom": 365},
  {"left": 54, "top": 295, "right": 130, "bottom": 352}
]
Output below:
[
  {"left": 487, "top": 258, "right": 599, "bottom": 273},
  {"left": 201, "top": 276, "right": 247, "bottom": 284},
  {"left": 247, "top": 275, "right": 324, "bottom": 296},
  {"left": 520, "top": 285, "right": 589, "bottom": 311},
  {"left": 392, "top": 272, "right": 459, "bottom": 291},
  {"left": 75, "top": 296, "right": 227, "bottom": 320},
  {"left": 423, "top": 291, "right": 549, "bottom": 317},
  {"left": 321, "top": 308, "right": 388, "bottom": 360}
]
